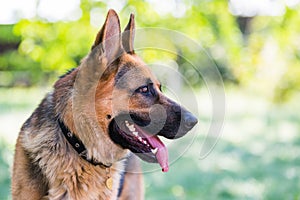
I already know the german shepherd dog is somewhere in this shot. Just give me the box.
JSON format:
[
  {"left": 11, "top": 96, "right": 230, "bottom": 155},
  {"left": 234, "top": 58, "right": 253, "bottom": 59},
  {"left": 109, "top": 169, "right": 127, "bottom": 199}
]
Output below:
[{"left": 12, "top": 9, "right": 197, "bottom": 200}]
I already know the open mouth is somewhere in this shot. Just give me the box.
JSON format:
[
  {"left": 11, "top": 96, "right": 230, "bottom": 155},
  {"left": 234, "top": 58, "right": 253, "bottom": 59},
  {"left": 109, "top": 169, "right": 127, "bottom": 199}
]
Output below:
[{"left": 108, "top": 115, "right": 169, "bottom": 172}]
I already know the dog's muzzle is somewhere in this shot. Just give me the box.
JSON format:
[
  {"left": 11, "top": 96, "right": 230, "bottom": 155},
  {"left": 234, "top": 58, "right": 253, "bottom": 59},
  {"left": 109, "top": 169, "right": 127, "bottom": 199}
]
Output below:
[{"left": 108, "top": 106, "right": 198, "bottom": 172}]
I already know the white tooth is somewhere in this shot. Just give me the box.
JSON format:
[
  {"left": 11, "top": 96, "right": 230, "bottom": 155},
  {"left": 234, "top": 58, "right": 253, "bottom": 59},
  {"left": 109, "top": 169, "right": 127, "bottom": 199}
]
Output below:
[
  {"left": 133, "top": 132, "right": 138, "bottom": 136},
  {"left": 151, "top": 148, "right": 158, "bottom": 154},
  {"left": 128, "top": 125, "right": 135, "bottom": 132},
  {"left": 138, "top": 136, "right": 142, "bottom": 141},
  {"left": 143, "top": 140, "right": 147, "bottom": 144},
  {"left": 129, "top": 128, "right": 135, "bottom": 132}
]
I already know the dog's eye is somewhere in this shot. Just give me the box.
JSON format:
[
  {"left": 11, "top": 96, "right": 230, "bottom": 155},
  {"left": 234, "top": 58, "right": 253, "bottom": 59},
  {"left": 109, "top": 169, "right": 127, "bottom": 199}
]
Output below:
[{"left": 137, "top": 86, "right": 149, "bottom": 94}]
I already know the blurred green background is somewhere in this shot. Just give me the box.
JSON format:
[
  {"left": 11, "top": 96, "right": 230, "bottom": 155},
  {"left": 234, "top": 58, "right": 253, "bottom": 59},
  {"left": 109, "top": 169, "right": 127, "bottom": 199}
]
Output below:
[{"left": 1, "top": 0, "right": 300, "bottom": 199}]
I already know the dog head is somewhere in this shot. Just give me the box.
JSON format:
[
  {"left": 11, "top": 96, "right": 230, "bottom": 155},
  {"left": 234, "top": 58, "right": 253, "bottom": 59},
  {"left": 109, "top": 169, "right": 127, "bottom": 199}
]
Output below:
[{"left": 57, "top": 10, "right": 197, "bottom": 171}]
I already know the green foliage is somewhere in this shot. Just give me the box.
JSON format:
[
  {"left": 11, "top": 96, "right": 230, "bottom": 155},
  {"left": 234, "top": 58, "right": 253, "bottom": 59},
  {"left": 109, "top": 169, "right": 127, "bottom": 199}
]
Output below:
[
  {"left": 0, "top": 0, "right": 299, "bottom": 99},
  {"left": 0, "top": 25, "right": 20, "bottom": 43}
]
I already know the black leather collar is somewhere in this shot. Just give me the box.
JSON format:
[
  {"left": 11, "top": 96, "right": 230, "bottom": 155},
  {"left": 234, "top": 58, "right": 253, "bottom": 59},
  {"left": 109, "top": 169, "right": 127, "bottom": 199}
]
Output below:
[{"left": 58, "top": 119, "right": 111, "bottom": 168}]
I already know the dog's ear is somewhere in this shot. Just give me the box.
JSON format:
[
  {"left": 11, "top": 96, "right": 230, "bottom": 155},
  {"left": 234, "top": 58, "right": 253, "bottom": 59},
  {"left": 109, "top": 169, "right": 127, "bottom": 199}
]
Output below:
[
  {"left": 92, "top": 9, "right": 122, "bottom": 62},
  {"left": 122, "top": 13, "right": 135, "bottom": 54}
]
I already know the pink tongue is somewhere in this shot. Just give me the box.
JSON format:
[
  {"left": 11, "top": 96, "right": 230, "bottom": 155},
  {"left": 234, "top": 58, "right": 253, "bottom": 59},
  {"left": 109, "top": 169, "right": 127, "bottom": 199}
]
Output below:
[{"left": 146, "top": 136, "right": 169, "bottom": 172}]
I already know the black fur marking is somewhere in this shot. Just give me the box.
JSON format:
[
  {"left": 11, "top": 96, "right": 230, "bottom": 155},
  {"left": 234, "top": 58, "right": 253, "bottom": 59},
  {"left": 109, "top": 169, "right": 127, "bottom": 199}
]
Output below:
[
  {"left": 59, "top": 68, "right": 77, "bottom": 79},
  {"left": 24, "top": 149, "right": 49, "bottom": 195},
  {"left": 114, "top": 64, "right": 134, "bottom": 87},
  {"left": 117, "top": 159, "right": 127, "bottom": 197}
]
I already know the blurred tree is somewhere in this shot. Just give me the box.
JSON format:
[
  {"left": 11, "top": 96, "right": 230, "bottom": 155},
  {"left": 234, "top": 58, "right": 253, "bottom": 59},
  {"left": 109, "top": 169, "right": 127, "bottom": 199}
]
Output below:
[{"left": 0, "top": 0, "right": 299, "bottom": 102}]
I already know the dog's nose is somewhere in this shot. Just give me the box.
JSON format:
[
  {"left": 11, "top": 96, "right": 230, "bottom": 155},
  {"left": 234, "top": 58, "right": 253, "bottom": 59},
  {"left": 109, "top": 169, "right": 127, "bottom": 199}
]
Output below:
[{"left": 183, "top": 112, "right": 198, "bottom": 130}]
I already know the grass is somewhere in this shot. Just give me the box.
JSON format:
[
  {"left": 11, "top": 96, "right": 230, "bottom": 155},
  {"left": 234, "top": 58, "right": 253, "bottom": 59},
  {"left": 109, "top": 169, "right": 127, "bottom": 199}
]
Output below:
[
  {"left": 0, "top": 87, "right": 299, "bottom": 199},
  {"left": 0, "top": 140, "right": 11, "bottom": 200}
]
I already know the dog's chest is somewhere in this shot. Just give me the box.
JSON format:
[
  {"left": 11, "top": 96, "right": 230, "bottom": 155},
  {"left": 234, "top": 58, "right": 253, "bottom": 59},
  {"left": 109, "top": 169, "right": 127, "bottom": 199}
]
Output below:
[{"left": 46, "top": 161, "right": 124, "bottom": 200}]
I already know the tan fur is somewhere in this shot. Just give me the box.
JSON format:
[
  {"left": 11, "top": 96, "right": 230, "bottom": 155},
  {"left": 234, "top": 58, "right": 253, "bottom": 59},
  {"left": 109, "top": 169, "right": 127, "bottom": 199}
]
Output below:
[
  {"left": 12, "top": 115, "right": 127, "bottom": 200},
  {"left": 12, "top": 56, "right": 144, "bottom": 199},
  {"left": 12, "top": 10, "right": 144, "bottom": 200},
  {"left": 12, "top": 9, "right": 198, "bottom": 200}
]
